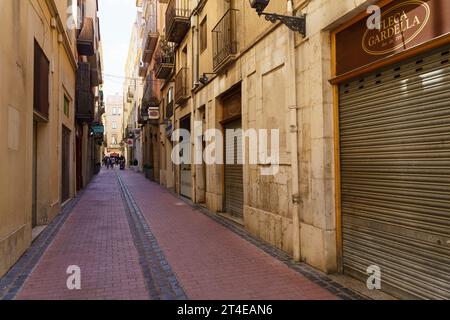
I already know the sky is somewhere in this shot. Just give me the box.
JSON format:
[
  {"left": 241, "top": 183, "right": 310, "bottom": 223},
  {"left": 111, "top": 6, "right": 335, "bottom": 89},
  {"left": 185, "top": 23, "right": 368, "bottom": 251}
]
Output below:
[{"left": 98, "top": 0, "right": 137, "bottom": 99}]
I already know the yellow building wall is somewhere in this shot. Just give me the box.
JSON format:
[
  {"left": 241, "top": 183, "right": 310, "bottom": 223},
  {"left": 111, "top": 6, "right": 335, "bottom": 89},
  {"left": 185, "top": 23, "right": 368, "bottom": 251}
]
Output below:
[
  {"left": 187, "top": 0, "right": 375, "bottom": 272},
  {"left": 0, "top": 0, "right": 77, "bottom": 277}
]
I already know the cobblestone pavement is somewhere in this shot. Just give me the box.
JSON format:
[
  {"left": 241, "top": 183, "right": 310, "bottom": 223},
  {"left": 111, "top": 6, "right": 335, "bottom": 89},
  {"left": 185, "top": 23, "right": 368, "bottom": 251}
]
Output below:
[{"left": 1, "top": 169, "right": 362, "bottom": 300}]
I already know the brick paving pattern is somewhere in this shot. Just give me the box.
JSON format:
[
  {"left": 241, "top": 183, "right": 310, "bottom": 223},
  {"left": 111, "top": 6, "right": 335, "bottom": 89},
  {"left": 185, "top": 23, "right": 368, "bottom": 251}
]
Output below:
[
  {"left": 120, "top": 170, "right": 340, "bottom": 300},
  {"left": 16, "top": 171, "right": 149, "bottom": 300},
  {"left": 3, "top": 168, "right": 354, "bottom": 300}
]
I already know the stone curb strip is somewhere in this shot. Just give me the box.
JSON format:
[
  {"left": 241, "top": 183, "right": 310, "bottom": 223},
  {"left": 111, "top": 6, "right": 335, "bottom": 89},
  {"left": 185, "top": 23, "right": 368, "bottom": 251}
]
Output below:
[
  {"left": 116, "top": 172, "right": 188, "bottom": 300},
  {"left": 166, "top": 188, "right": 368, "bottom": 301}
]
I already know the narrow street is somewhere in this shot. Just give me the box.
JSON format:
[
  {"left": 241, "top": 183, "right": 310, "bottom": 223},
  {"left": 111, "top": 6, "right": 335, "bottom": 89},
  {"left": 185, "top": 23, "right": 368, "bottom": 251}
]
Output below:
[{"left": 0, "top": 169, "right": 355, "bottom": 300}]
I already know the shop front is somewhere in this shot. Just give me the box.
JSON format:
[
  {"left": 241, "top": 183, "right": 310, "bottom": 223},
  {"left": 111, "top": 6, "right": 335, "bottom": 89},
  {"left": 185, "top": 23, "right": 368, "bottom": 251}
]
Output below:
[{"left": 332, "top": 0, "right": 450, "bottom": 299}]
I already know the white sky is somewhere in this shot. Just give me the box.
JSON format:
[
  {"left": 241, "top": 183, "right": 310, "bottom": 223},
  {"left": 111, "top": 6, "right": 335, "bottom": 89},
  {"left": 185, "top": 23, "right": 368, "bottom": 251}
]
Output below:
[{"left": 98, "top": 0, "right": 137, "bottom": 98}]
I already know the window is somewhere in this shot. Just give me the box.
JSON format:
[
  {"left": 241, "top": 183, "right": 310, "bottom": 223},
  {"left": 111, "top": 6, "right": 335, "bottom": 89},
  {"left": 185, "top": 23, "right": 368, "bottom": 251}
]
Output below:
[
  {"left": 64, "top": 95, "right": 70, "bottom": 117},
  {"left": 166, "top": 87, "right": 174, "bottom": 118},
  {"left": 112, "top": 122, "right": 117, "bottom": 129},
  {"left": 200, "top": 17, "right": 207, "bottom": 53},
  {"left": 167, "top": 87, "right": 174, "bottom": 103},
  {"left": 112, "top": 135, "right": 117, "bottom": 145},
  {"left": 34, "top": 40, "right": 50, "bottom": 120},
  {"left": 66, "top": 0, "right": 75, "bottom": 39},
  {"left": 113, "top": 107, "right": 117, "bottom": 115}
]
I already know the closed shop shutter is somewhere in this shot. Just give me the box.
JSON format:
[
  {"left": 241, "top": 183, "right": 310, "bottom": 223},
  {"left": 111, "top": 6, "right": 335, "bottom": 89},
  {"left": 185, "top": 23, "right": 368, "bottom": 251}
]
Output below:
[
  {"left": 180, "top": 135, "right": 192, "bottom": 199},
  {"left": 61, "top": 126, "right": 71, "bottom": 203},
  {"left": 224, "top": 119, "right": 244, "bottom": 219},
  {"left": 339, "top": 45, "right": 450, "bottom": 299}
]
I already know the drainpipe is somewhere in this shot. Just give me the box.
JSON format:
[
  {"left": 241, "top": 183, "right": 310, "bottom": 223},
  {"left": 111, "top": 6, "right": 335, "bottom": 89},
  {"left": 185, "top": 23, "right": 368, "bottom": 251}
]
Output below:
[
  {"left": 193, "top": 1, "right": 200, "bottom": 87},
  {"left": 287, "top": 0, "right": 302, "bottom": 262},
  {"left": 191, "top": 1, "right": 201, "bottom": 202}
]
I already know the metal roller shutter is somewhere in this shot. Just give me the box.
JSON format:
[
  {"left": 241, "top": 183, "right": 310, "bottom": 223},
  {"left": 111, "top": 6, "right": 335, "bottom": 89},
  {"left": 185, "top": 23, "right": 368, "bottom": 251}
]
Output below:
[
  {"left": 180, "top": 135, "right": 192, "bottom": 199},
  {"left": 339, "top": 45, "right": 450, "bottom": 299},
  {"left": 224, "top": 119, "right": 244, "bottom": 219}
]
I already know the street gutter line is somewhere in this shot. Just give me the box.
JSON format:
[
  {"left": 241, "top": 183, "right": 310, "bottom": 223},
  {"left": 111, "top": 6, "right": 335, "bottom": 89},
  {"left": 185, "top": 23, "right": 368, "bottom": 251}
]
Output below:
[{"left": 116, "top": 171, "right": 188, "bottom": 301}]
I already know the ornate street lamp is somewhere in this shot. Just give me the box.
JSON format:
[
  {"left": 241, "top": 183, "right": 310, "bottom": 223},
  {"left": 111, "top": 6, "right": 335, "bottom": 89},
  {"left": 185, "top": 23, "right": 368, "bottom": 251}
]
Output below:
[{"left": 249, "top": 0, "right": 306, "bottom": 37}]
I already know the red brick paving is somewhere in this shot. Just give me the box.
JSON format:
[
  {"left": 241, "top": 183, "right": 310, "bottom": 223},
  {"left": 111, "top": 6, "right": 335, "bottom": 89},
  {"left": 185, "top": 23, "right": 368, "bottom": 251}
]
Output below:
[
  {"left": 16, "top": 170, "right": 149, "bottom": 300},
  {"left": 120, "top": 170, "right": 339, "bottom": 300},
  {"left": 14, "top": 168, "right": 339, "bottom": 300}
]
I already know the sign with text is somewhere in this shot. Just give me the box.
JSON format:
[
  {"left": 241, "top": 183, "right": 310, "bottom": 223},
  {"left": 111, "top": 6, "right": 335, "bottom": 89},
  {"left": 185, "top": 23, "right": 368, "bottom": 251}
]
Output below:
[
  {"left": 336, "top": 0, "right": 450, "bottom": 76},
  {"left": 148, "top": 107, "right": 160, "bottom": 120},
  {"left": 91, "top": 125, "right": 104, "bottom": 134}
]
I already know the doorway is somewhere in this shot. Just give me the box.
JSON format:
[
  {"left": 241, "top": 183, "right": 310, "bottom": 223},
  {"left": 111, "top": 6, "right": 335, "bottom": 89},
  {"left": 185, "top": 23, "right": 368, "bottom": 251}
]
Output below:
[
  {"left": 196, "top": 106, "right": 207, "bottom": 204},
  {"left": 179, "top": 115, "right": 192, "bottom": 199},
  {"left": 223, "top": 118, "right": 243, "bottom": 219},
  {"left": 32, "top": 121, "right": 38, "bottom": 228},
  {"left": 76, "top": 124, "right": 83, "bottom": 191},
  {"left": 61, "top": 125, "right": 71, "bottom": 204},
  {"left": 221, "top": 89, "right": 243, "bottom": 220}
]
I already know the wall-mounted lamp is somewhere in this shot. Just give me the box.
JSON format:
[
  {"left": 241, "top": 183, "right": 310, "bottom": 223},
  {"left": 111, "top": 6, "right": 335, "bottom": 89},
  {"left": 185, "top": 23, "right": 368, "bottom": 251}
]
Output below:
[{"left": 249, "top": 0, "right": 306, "bottom": 37}]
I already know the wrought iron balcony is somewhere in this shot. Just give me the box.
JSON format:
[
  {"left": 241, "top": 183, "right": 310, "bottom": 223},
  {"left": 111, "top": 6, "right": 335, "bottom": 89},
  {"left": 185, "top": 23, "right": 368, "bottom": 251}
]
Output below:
[
  {"left": 98, "top": 103, "right": 105, "bottom": 117},
  {"left": 165, "top": 0, "right": 191, "bottom": 44},
  {"left": 76, "top": 62, "right": 94, "bottom": 122},
  {"left": 141, "top": 15, "right": 159, "bottom": 63},
  {"left": 166, "top": 100, "right": 174, "bottom": 119},
  {"left": 213, "top": 9, "right": 239, "bottom": 73},
  {"left": 77, "top": 17, "right": 95, "bottom": 56},
  {"left": 142, "top": 73, "right": 160, "bottom": 108},
  {"left": 154, "top": 42, "right": 175, "bottom": 80},
  {"left": 175, "top": 67, "right": 189, "bottom": 104},
  {"left": 138, "top": 105, "right": 148, "bottom": 125},
  {"left": 139, "top": 61, "right": 149, "bottom": 77}
]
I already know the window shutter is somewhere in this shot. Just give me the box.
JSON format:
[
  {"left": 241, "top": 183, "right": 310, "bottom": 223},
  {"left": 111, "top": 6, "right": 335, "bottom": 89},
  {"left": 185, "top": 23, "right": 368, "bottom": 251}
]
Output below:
[{"left": 34, "top": 41, "right": 50, "bottom": 120}]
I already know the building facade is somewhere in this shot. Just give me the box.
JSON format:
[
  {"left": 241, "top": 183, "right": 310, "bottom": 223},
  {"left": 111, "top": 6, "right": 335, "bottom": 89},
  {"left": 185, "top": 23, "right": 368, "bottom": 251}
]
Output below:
[
  {"left": 104, "top": 94, "right": 124, "bottom": 156},
  {"left": 0, "top": 0, "right": 103, "bottom": 278},
  {"left": 135, "top": 0, "right": 450, "bottom": 299},
  {"left": 75, "top": 0, "right": 104, "bottom": 189},
  {"left": 123, "top": 10, "right": 143, "bottom": 170}
]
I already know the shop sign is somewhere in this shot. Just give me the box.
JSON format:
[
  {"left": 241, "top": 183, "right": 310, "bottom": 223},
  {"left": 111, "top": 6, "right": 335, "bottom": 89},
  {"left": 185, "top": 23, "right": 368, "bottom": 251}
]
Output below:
[{"left": 335, "top": 0, "right": 450, "bottom": 76}]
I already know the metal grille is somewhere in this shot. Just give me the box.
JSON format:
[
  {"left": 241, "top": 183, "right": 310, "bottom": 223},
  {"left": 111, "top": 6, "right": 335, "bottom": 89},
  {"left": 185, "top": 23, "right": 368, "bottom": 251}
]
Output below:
[
  {"left": 224, "top": 119, "right": 244, "bottom": 219},
  {"left": 175, "top": 68, "right": 189, "bottom": 104},
  {"left": 339, "top": 45, "right": 450, "bottom": 299},
  {"left": 212, "top": 9, "right": 238, "bottom": 72}
]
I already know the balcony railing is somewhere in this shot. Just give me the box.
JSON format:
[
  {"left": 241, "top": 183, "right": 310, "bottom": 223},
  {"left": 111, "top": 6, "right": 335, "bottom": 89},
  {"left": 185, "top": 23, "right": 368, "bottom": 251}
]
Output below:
[
  {"left": 154, "top": 42, "right": 175, "bottom": 79},
  {"left": 142, "top": 73, "right": 160, "bottom": 108},
  {"left": 166, "top": 100, "right": 174, "bottom": 119},
  {"left": 166, "top": 0, "right": 191, "bottom": 44},
  {"left": 127, "top": 86, "right": 134, "bottom": 102},
  {"left": 175, "top": 67, "right": 189, "bottom": 104},
  {"left": 139, "top": 61, "right": 149, "bottom": 77},
  {"left": 138, "top": 105, "right": 148, "bottom": 125},
  {"left": 141, "top": 14, "right": 159, "bottom": 63},
  {"left": 77, "top": 17, "right": 95, "bottom": 56},
  {"left": 213, "top": 9, "right": 239, "bottom": 73},
  {"left": 76, "top": 62, "right": 94, "bottom": 122}
]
